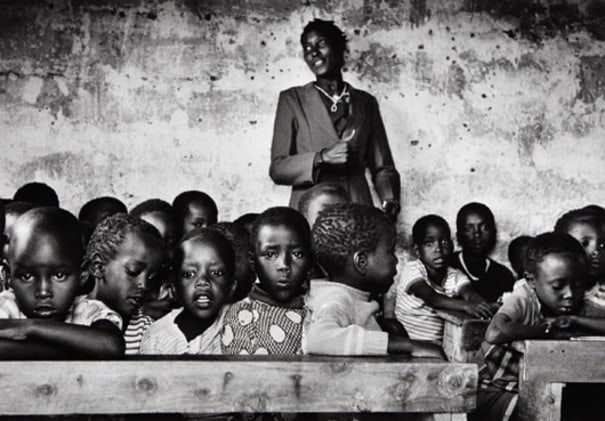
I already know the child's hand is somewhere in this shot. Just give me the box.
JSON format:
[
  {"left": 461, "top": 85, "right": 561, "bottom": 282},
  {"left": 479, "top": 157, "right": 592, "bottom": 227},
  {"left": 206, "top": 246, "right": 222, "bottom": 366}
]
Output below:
[
  {"left": 464, "top": 302, "right": 497, "bottom": 319},
  {"left": 410, "top": 341, "right": 445, "bottom": 359},
  {"left": 0, "top": 319, "right": 33, "bottom": 341}
]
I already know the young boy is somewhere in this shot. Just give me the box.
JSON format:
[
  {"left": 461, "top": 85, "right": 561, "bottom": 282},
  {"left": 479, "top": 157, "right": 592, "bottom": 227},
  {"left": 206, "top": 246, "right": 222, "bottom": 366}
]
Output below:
[
  {"left": 139, "top": 228, "right": 235, "bottom": 354},
  {"left": 451, "top": 202, "right": 514, "bottom": 302},
  {"left": 305, "top": 203, "right": 442, "bottom": 357},
  {"left": 78, "top": 196, "right": 128, "bottom": 245},
  {"left": 222, "top": 207, "right": 311, "bottom": 355},
  {"left": 473, "top": 232, "right": 590, "bottom": 420},
  {"left": 507, "top": 235, "right": 533, "bottom": 280},
  {"left": 395, "top": 214, "right": 496, "bottom": 342},
  {"left": 173, "top": 190, "right": 218, "bottom": 235},
  {"left": 0, "top": 207, "right": 124, "bottom": 358},
  {"left": 298, "top": 182, "right": 350, "bottom": 227}
]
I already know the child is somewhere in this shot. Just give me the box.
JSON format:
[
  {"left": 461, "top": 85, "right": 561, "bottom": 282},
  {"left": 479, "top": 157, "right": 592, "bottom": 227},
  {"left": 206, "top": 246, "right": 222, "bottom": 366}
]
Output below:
[
  {"left": 298, "top": 182, "right": 350, "bottom": 227},
  {"left": 305, "top": 203, "right": 443, "bottom": 357},
  {"left": 395, "top": 215, "right": 497, "bottom": 342},
  {"left": 554, "top": 207, "right": 605, "bottom": 288},
  {"left": 139, "top": 228, "right": 235, "bottom": 354},
  {"left": 222, "top": 207, "right": 311, "bottom": 355},
  {"left": 130, "top": 198, "right": 181, "bottom": 318},
  {"left": 507, "top": 235, "right": 533, "bottom": 280},
  {"left": 473, "top": 232, "right": 590, "bottom": 421},
  {"left": 210, "top": 221, "right": 256, "bottom": 302},
  {"left": 79, "top": 196, "right": 128, "bottom": 245},
  {"left": 173, "top": 190, "right": 218, "bottom": 235},
  {"left": 234, "top": 212, "right": 259, "bottom": 235},
  {"left": 13, "top": 181, "right": 59, "bottom": 207},
  {"left": 0, "top": 207, "right": 124, "bottom": 358},
  {"left": 1, "top": 201, "right": 36, "bottom": 291},
  {"left": 83, "top": 214, "right": 166, "bottom": 354},
  {"left": 451, "top": 202, "right": 514, "bottom": 302}
]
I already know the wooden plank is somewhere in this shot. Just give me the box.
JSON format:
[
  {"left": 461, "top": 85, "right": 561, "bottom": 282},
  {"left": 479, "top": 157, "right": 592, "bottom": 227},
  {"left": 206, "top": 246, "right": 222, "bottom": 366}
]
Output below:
[
  {"left": 0, "top": 357, "right": 478, "bottom": 415},
  {"left": 517, "top": 340, "right": 605, "bottom": 421},
  {"left": 438, "top": 309, "right": 488, "bottom": 363},
  {"left": 435, "top": 309, "right": 468, "bottom": 326}
]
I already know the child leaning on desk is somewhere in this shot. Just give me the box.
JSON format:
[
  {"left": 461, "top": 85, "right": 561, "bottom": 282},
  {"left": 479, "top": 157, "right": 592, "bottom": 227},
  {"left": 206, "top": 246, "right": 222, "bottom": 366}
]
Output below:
[{"left": 472, "top": 232, "right": 605, "bottom": 421}]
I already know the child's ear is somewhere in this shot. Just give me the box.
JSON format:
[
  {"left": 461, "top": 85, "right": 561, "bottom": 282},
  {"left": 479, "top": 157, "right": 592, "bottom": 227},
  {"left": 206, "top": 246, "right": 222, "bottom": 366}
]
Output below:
[
  {"left": 413, "top": 244, "right": 419, "bottom": 258},
  {"left": 353, "top": 251, "right": 368, "bottom": 276},
  {"left": 91, "top": 253, "right": 105, "bottom": 280},
  {"left": 228, "top": 279, "right": 238, "bottom": 300},
  {"left": 525, "top": 272, "right": 536, "bottom": 289},
  {"left": 247, "top": 250, "right": 256, "bottom": 273}
]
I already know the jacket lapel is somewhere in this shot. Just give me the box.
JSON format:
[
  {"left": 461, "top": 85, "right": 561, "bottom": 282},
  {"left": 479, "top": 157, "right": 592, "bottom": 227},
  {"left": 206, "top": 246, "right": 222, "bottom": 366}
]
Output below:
[
  {"left": 299, "top": 82, "right": 340, "bottom": 150},
  {"left": 344, "top": 85, "right": 367, "bottom": 136}
]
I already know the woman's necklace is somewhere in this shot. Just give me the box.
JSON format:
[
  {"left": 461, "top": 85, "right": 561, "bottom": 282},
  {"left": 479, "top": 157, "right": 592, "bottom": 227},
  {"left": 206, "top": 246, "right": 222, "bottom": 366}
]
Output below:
[
  {"left": 314, "top": 83, "right": 349, "bottom": 112},
  {"left": 458, "top": 253, "right": 490, "bottom": 282}
]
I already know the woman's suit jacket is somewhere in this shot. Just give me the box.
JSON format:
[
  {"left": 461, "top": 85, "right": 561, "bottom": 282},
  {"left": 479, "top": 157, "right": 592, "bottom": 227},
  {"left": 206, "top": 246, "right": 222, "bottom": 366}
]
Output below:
[{"left": 269, "top": 82, "right": 401, "bottom": 209}]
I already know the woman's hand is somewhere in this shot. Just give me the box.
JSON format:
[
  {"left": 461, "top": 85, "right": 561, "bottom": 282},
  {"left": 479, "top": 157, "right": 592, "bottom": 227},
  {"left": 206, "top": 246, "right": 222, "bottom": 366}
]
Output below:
[{"left": 320, "top": 129, "right": 356, "bottom": 165}]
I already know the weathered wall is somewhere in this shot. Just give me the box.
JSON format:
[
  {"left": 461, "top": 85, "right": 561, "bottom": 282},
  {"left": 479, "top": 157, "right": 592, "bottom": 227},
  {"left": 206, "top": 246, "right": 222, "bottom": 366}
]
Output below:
[{"left": 1, "top": 0, "right": 604, "bottom": 259}]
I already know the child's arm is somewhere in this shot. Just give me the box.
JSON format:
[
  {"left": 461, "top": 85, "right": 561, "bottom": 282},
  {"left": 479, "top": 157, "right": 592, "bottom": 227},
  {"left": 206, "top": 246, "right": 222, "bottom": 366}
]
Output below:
[
  {"left": 564, "top": 315, "right": 605, "bottom": 335},
  {"left": 408, "top": 280, "right": 495, "bottom": 319},
  {"left": 0, "top": 319, "right": 124, "bottom": 358},
  {"left": 484, "top": 313, "right": 551, "bottom": 344}
]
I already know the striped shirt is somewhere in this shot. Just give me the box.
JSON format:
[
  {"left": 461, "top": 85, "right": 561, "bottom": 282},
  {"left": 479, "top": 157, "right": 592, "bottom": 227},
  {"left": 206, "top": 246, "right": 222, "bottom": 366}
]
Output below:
[
  {"left": 394, "top": 260, "right": 469, "bottom": 342},
  {"left": 124, "top": 311, "right": 153, "bottom": 355},
  {"left": 139, "top": 307, "right": 227, "bottom": 355}
]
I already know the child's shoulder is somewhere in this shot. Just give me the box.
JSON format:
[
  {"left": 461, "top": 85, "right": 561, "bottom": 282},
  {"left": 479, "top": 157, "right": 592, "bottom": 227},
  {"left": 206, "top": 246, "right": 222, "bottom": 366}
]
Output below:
[
  {"left": 0, "top": 289, "right": 25, "bottom": 319},
  {"left": 306, "top": 279, "right": 366, "bottom": 310},
  {"left": 69, "top": 296, "right": 123, "bottom": 329}
]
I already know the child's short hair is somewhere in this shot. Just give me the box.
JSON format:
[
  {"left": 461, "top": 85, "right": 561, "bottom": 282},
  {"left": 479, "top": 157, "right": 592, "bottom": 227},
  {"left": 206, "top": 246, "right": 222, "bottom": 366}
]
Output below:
[
  {"left": 412, "top": 214, "right": 450, "bottom": 245},
  {"left": 251, "top": 207, "right": 311, "bottom": 253},
  {"left": 5, "top": 201, "right": 36, "bottom": 218},
  {"left": 234, "top": 213, "right": 259, "bottom": 234},
  {"left": 13, "top": 182, "right": 59, "bottom": 207},
  {"left": 312, "top": 203, "right": 387, "bottom": 274},
  {"left": 10, "top": 207, "right": 83, "bottom": 262},
  {"left": 298, "top": 183, "right": 350, "bottom": 217},
  {"left": 79, "top": 197, "right": 127, "bottom": 226},
  {"left": 211, "top": 222, "right": 250, "bottom": 263},
  {"left": 554, "top": 207, "right": 604, "bottom": 233},
  {"left": 172, "top": 191, "right": 218, "bottom": 224},
  {"left": 525, "top": 232, "right": 587, "bottom": 277},
  {"left": 83, "top": 213, "right": 164, "bottom": 268},
  {"left": 130, "top": 198, "right": 175, "bottom": 219},
  {"left": 176, "top": 228, "right": 235, "bottom": 278},
  {"left": 508, "top": 235, "right": 533, "bottom": 273}
]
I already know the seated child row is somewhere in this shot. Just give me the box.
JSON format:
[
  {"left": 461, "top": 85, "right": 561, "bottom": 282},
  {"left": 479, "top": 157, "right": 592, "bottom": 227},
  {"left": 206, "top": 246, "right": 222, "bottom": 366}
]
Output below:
[{"left": 1, "top": 181, "right": 605, "bottom": 420}]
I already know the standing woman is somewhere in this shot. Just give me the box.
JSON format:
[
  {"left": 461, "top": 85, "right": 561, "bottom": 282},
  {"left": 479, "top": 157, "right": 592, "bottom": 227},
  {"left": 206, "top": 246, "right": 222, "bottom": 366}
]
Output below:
[{"left": 269, "top": 19, "right": 401, "bottom": 221}]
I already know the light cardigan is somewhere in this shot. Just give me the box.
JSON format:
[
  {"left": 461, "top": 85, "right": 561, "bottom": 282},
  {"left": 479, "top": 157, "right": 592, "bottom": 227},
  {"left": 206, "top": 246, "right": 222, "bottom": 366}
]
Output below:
[{"left": 303, "top": 279, "right": 388, "bottom": 355}]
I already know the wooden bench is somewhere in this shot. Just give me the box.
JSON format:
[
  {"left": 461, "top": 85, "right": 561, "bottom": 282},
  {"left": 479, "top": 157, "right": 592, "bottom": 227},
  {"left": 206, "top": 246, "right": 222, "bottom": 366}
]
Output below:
[
  {"left": 515, "top": 339, "right": 605, "bottom": 421},
  {"left": 435, "top": 309, "right": 489, "bottom": 363},
  {"left": 0, "top": 356, "right": 477, "bottom": 419}
]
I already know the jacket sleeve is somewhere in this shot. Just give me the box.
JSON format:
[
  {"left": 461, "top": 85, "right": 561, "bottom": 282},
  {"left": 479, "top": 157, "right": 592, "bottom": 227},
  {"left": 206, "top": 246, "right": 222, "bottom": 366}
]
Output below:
[
  {"left": 269, "top": 90, "right": 318, "bottom": 187},
  {"left": 305, "top": 302, "right": 389, "bottom": 355},
  {"left": 365, "top": 96, "right": 401, "bottom": 202}
]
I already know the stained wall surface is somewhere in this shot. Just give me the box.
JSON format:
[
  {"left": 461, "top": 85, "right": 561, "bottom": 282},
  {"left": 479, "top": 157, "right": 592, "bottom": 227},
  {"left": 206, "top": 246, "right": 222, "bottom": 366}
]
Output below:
[{"left": 1, "top": 0, "right": 604, "bottom": 259}]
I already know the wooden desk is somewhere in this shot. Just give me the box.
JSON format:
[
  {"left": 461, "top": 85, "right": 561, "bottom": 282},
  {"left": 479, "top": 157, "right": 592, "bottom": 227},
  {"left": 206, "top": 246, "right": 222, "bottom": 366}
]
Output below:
[
  {"left": 515, "top": 339, "right": 605, "bottom": 421},
  {"left": 436, "top": 309, "right": 489, "bottom": 363},
  {"left": 0, "top": 356, "right": 477, "bottom": 419}
]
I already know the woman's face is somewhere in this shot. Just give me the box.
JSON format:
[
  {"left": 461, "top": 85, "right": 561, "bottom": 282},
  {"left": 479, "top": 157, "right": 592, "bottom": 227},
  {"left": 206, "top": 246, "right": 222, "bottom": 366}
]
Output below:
[{"left": 302, "top": 29, "right": 343, "bottom": 79}]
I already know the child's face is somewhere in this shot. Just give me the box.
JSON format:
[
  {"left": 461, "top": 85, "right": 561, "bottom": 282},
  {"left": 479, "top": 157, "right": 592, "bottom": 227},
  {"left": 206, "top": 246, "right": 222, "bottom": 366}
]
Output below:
[
  {"left": 254, "top": 224, "right": 311, "bottom": 303},
  {"left": 416, "top": 223, "right": 453, "bottom": 272},
  {"left": 458, "top": 211, "right": 495, "bottom": 256},
  {"left": 140, "top": 211, "right": 179, "bottom": 257},
  {"left": 9, "top": 231, "right": 81, "bottom": 320},
  {"left": 530, "top": 252, "right": 585, "bottom": 315},
  {"left": 567, "top": 221, "right": 605, "bottom": 280},
  {"left": 99, "top": 232, "right": 164, "bottom": 318},
  {"left": 364, "top": 222, "right": 398, "bottom": 293},
  {"left": 182, "top": 202, "right": 214, "bottom": 235},
  {"left": 306, "top": 193, "right": 348, "bottom": 227},
  {"left": 175, "top": 239, "right": 233, "bottom": 320}
]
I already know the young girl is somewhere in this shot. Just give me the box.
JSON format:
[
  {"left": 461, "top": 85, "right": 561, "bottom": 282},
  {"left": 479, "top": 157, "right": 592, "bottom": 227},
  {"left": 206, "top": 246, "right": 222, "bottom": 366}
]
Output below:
[
  {"left": 451, "top": 202, "right": 514, "bottom": 302},
  {"left": 83, "top": 214, "right": 166, "bottom": 354},
  {"left": 221, "top": 207, "right": 312, "bottom": 355},
  {"left": 139, "top": 228, "right": 235, "bottom": 354},
  {"left": 395, "top": 214, "right": 497, "bottom": 342}
]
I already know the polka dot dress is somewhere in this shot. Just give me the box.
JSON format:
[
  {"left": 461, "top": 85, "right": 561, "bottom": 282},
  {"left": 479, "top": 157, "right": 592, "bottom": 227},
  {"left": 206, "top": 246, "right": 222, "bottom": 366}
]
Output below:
[{"left": 221, "top": 298, "right": 306, "bottom": 355}]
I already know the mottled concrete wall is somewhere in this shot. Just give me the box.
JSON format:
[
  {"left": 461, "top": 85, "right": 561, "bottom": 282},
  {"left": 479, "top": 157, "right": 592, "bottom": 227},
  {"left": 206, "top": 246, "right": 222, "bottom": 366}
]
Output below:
[{"left": 1, "top": 0, "right": 604, "bottom": 260}]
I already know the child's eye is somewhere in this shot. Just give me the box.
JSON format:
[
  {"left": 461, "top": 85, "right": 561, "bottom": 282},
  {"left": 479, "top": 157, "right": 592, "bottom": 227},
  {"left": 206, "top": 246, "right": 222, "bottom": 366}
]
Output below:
[
  {"left": 424, "top": 241, "right": 435, "bottom": 247},
  {"left": 263, "top": 251, "right": 278, "bottom": 259},
  {"left": 53, "top": 272, "right": 67, "bottom": 281},
  {"left": 19, "top": 273, "right": 34, "bottom": 283},
  {"left": 182, "top": 271, "right": 195, "bottom": 279},
  {"left": 210, "top": 269, "right": 225, "bottom": 277},
  {"left": 292, "top": 250, "right": 305, "bottom": 259}
]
